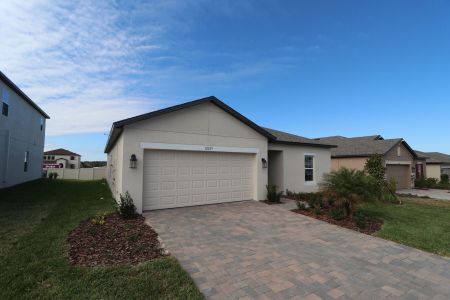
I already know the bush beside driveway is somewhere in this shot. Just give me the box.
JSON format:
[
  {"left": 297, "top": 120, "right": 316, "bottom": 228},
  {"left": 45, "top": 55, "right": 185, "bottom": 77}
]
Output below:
[{"left": 0, "top": 179, "right": 203, "bottom": 300}]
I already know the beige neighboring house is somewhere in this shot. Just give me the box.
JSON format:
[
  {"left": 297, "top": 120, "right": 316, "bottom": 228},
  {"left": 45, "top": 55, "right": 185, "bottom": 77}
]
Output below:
[
  {"left": 414, "top": 151, "right": 450, "bottom": 179},
  {"left": 43, "top": 148, "right": 81, "bottom": 169},
  {"left": 105, "top": 96, "right": 335, "bottom": 213},
  {"left": 315, "top": 135, "right": 421, "bottom": 189},
  {"left": 0, "top": 71, "right": 50, "bottom": 189}
]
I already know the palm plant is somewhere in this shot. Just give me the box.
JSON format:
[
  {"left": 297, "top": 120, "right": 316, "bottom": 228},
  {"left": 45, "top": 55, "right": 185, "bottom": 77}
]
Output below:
[{"left": 321, "top": 168, "right": 379, "bottom": 217}]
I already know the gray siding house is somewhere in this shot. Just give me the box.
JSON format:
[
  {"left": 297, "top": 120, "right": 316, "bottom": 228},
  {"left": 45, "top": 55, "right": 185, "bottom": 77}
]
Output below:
[{"left": 0, "top": 71, "right": 50, "bottom": 189}]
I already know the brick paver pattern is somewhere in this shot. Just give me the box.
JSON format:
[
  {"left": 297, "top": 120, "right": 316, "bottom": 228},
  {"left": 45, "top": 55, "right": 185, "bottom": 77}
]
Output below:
[{"left": 144, "top": 201, "right": 450, "bottom": 299}]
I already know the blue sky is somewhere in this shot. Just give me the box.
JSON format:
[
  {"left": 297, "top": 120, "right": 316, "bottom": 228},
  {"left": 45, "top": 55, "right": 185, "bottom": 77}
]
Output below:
[{"left": 1, "top": 0, "right": 450, "bottom": 160}]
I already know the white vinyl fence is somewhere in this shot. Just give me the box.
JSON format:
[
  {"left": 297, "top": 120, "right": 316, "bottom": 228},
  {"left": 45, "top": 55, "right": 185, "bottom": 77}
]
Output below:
[{"left": 48, "top": 167, "right": 106, "bottom": 180}]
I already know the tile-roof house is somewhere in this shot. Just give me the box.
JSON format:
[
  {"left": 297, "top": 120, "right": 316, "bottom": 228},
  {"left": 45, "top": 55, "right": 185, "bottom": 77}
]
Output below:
[
  {"left": 315, "top": 135, "right": 420, "bottom": 189},
  {"left": 43, "top": 148, "right": 81, "bottom": 169},
  {"left": 1, "top": 70, "right": 50, "bottom": 189},
  {"left": 414, "top": 150, "right": 450, "bottom": 179}
]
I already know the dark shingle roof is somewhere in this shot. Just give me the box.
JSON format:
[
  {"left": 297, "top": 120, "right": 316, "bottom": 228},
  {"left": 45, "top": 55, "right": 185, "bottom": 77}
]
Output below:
[
  {"left": 44, "top": 148, "right": 80, "bottom": 156},
  {"left": 0, "top": 70, "right": 50, "bottom": 119},
  {"left": 315, "top": 135, "right": 415, "bottom": 158},
  {"left": 414, "top": 151, "right": 450, "bottom": 164},
  {"left": 263, "top": 128, "right": 336, "bottom": 148}
]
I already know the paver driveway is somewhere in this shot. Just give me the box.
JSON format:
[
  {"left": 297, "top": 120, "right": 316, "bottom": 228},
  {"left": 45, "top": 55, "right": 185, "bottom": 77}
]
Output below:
[{"left": 144, "top": 201, "right": 450, "bottom": 299}]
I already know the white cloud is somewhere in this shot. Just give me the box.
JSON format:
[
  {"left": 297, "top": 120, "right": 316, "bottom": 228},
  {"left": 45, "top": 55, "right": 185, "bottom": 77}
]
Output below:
[
  {"left": 0, "top": 0, "right": 303, "bottom": 137},
  {"left": 0, "top": 0, "right": 162, "bottom": 135}
]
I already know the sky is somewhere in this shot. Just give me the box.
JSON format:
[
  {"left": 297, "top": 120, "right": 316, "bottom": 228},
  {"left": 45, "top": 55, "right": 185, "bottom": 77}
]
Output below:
[{"left": 1, "top": 0, "right": 449, "bottom": 160}]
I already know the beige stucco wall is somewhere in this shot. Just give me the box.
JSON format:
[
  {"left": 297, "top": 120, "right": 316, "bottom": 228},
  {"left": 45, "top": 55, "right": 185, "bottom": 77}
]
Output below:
[
  {"left": 107, "top": 133, "right": 124, "bottom": 201},
  {"left": 48, "top": 167, "right": 106, "bottom": 180},
  {"left": 0, "top": 81, "right": 46, "bottom": 188},
  {"left": 331, "top": 157, "right": 368, "bottom": 171},
  {"left": 268, "top": 150, "right": 283, "bottom": 190},
  {"left": 268, "top": 143, "right": 331, "bottom": 193},
  {"left": 426, "top": 164, "right": 441, "bottom": 180},
  {"left": 107, "top": 102, "right": 269, "bottom": 213}
]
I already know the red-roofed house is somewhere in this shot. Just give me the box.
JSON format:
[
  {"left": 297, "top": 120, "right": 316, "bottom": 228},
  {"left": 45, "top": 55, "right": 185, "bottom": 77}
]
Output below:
[{"left": 43, "top": 148, "right": 81, "bottom": 169}]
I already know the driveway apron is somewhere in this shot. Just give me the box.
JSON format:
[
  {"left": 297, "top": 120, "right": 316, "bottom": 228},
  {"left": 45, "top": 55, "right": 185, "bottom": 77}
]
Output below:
[{"left": 144, "top": 201, "right": 450, "bottom": 299}]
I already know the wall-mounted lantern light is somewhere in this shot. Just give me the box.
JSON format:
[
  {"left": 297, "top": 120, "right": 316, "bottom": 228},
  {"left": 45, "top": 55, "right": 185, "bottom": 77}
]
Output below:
[
  {"left": 130, "top": 154, "right": 137, "bottom": 169},
  {"left": 261, "top": 158, "right": 268, "bottom": 168}
]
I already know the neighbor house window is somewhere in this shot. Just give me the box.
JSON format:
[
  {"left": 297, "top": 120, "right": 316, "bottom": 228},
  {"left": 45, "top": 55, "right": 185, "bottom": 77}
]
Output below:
[
  {"left": 2, "top": 88, "right": 9, "bottom": 117},
  {"left": 305, "top": 155, "right": 314, "bottom": 182},
  {"left": 70, "top": 156, "right": 75, "bottom": 160},
  {"left": 40, "top": 117, "right": 44, "bottom": 131},
  {"left": 397, "top": 146, "right": 401, "bottom": 157},
  {"left": 70, "top": 164, "right": 75, "bottom": 169},
  {"left": 24, "top": 151, "right": 29, "bottom": 172}
]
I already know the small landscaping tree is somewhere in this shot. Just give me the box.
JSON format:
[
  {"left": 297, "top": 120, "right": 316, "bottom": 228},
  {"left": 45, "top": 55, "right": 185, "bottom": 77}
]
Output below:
[
  {"left": 364, "top": 154, "right": 385, "bottom": 183},
  {"left": 321, "top": 168, "right": 379, "bottom": 217},
  {"left": 117, "top": 191, "right": 138, "bottom": 218},
  {"left": 364, "top": 155, "right": 399, "bottom": 203},
  {"left": 266, "top": 184, "right": 283, "bottom": 203}
]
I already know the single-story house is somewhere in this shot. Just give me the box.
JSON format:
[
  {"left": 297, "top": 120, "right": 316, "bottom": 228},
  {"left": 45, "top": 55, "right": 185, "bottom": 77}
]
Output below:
[
  {"left": 414, "top": 150, "right": 450, "bottom": 179},
  {"left": 105, "top": 96, "right": 335, "bottom": 212},
  {"left": 43, "top": 148, "right": 81, "bottom": 169},
  {"left": 0, "top": 70, "right": 50, "bottom": 189},
  {"left": 315, "top": 135, "right": 420, "bottom": 189}
]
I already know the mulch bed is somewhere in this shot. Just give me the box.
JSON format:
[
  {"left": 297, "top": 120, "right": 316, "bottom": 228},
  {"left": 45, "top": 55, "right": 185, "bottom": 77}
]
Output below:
[
  {"left": 292, "top": 209, "right": 383, "bottom": 235},
  {"left": 261, "top": 200, "right": 285, "bottom": 205},
  {"left": 68, "top": 213, "right": 167, "bottom": 267}
]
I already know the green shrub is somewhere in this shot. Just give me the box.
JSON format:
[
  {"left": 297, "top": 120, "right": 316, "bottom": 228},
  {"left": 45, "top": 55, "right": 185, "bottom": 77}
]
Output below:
[
  {"left": 296, "top": 192, "right": 323, "bottom": 208},
  {"left": 354, "top": 210, "right": 367, "bottom": 229},
  {"left": 313, "top": 204, "right": 322, "bottom": 215},
  {"left": 364, "top": 154, "right": 385, "bottom": 182},
  {"left": 266, "top": 184, "right": 283, "bottom": 203},
  {"left": 117, "top": 191, "right": 138, "bottom": 218},
  {"left": 330, "top": 207, "right": 345, "bottom": 220},
  {"left": 321, "top": 168, "right": 380, "bottom": 216},
  {"left": 48, "top": 172, "right": 54, "bottom": 179},
  {"left": 441, "top": 174, "right": 449, "bottom": 183},
  {"left": 53, "top": 172, "right": 59, "bottom": 179},
  {"left": 92, "top": 212, "right": 107, "bottom": 225}
]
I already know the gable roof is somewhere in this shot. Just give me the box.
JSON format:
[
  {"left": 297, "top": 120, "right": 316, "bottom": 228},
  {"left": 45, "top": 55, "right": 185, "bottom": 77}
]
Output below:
[
  {"left": 0, "top": 70, "right": 50, "bottom": 119},
  {"left": 315, "top": 135, "right": 417, "bottom": 158},
  {"left": 414, "top": 150, "right": 450, "bottom": 164},
  {"left": 44, "top": 148, "right": 80, "bottom": 157},
  {"left": 104, "top": 96, "right": 336, "bottom": 153},
  {"left": 105, "top": 96, "right": 276, "bottom": 153},
  {"left": 263, "top": 128, "right": 336, "bottom": 148}
]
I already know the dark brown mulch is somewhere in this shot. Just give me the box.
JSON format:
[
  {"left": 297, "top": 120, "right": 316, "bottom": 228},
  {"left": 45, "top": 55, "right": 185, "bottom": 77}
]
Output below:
[
  {"left": 292, "top": 209, "right": 383, "bottom": 235},
  {"left": 261, "top": 200, "right": 285, "bottom": 205},
  {"left": 68, "top": 213, "right": 167, "bottom": 267}
]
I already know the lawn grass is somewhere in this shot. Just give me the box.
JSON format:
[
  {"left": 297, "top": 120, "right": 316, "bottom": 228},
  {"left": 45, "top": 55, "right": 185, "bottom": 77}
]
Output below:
[
  {"left": 0, "top": 179, "right": 203, "bottom": 300},
  {"left": 359, "top": 196, "right": 450, "bottom": 257}
]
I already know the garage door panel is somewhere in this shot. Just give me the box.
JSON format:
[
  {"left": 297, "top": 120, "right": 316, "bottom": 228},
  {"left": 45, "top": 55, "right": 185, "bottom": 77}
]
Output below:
[
  {"left": 143, "top": 150, "right": 255, "bottom": 210},
  {"left": 386, "top": 164, "right": 411, "bottom": 189}
]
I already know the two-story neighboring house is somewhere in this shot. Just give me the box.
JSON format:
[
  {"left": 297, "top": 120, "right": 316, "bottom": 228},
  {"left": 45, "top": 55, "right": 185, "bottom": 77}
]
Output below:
[
  {"left": 0, "top": 71, "right": 50, "bottom": 189},
  {"left": 43, "top": 148, "right": 81, "bottom": 169}
]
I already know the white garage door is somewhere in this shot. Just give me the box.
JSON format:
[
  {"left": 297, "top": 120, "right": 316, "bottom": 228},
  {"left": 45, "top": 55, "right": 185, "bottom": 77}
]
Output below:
[{"left": 143, "top": 150, "right": 255, "bottom": 210}]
